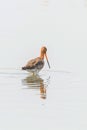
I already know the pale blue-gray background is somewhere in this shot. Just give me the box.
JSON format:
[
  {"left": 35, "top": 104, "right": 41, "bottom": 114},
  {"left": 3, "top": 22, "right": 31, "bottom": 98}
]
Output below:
[
  {"left": 0, "top": 0, "right": 87, "bottom": 74},
  {"left": 0, "top": 1, "right": 87, "bottom": 130}
]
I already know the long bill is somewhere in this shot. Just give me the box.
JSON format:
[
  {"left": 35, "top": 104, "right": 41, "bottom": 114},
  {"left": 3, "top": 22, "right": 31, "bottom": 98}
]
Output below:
[{"left": 45, "top": 53, "right": 50, "bottom": 69}]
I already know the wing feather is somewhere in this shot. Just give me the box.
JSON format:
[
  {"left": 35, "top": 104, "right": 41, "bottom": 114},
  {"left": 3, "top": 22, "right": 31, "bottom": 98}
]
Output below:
[
  {"left": 22, "top": 57, "right": 44, "bottom": 70},
  {"left": 26, "top": 57, "right": 43, "bottom": 69}
]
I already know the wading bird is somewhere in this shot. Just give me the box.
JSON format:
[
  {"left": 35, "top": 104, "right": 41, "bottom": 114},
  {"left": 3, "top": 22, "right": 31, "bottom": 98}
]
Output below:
[{"left": 22, "top": 46, "right": 50, "bottom": 74}]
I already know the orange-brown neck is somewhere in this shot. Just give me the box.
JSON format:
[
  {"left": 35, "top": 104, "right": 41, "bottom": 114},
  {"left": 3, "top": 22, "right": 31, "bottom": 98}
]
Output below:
[{"left": 40, "top": 52, "right": 45, "bottom": 59}]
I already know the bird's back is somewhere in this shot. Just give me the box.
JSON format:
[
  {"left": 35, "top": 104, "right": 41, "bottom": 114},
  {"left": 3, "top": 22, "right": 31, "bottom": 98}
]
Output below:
[{"left": 22, "top": 57, "right": 44, "bottom": 73}]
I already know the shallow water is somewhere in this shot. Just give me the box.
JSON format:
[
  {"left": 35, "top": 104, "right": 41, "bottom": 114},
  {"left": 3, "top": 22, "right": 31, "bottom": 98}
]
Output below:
[
  {"left": 0, "top": 69, "right": 87, "bottom": 130},
  {"left": 0, "top": 1, "right": 87, "bottom": 129}
]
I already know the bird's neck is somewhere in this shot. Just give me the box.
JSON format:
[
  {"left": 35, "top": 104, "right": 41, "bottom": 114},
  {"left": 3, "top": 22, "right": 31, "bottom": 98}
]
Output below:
[{"left": 40, "top": 53, "right": 44, "bottom": 60}]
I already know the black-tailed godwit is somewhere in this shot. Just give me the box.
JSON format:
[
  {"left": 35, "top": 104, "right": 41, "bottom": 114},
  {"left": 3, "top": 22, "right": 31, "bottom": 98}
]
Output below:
[{"left": 22, "top": 46, "right": 50, "bottom": 74}]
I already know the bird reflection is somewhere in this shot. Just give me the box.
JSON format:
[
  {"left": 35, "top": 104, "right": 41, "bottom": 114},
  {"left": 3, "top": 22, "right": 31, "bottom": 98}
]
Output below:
[{"left": 22, "top": 74, "right": 50, "bottom": 99}]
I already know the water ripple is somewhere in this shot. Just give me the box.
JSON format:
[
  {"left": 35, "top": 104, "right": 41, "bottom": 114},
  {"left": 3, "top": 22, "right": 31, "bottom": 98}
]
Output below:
[{"left": 22, "top": 72, "right": 50, "bottom": 99}]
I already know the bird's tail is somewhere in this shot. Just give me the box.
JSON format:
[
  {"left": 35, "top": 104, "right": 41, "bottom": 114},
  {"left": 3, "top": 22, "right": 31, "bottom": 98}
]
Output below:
[{"left": 22, "top": 66, "right": 26, "bottom": 70}]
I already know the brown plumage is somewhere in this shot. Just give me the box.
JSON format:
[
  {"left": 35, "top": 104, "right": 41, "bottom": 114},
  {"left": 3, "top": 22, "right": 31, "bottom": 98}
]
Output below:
[{"left": 22, "top": 46, "right": 50, "bottom": 74}]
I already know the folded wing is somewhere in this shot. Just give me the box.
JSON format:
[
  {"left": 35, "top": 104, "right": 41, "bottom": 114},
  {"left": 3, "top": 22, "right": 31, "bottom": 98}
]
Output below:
[{"left": 22, "top": 57, "right": 44, "bottom": 70}]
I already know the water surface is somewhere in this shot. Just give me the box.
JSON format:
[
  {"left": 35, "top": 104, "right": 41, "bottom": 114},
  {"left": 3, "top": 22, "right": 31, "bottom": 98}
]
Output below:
[
  {"left": 0, "top": 0, "right": 87, "bottom": 129},
  {"left": 0, "top": 69, "right": 87, "bottom": 130}
]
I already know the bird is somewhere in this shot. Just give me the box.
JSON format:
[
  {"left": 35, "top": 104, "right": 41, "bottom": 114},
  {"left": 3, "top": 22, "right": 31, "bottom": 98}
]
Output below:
[{"left": 22, "top": 46, "right": 50, "bottom": 75}]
